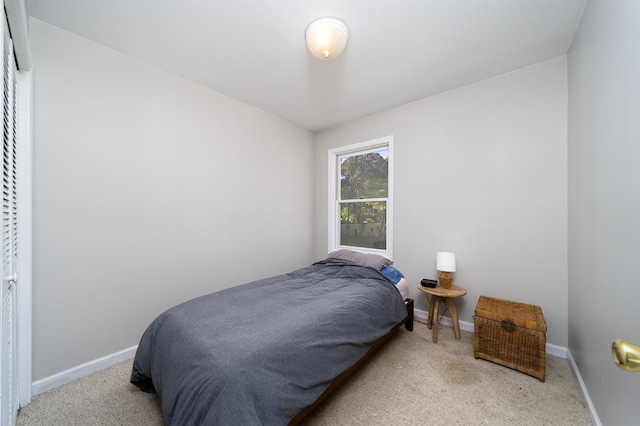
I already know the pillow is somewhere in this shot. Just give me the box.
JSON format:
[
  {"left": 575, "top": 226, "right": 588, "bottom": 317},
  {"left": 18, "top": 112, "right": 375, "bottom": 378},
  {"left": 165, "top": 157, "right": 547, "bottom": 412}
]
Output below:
[
  {"left": 328, "top": 249, "right": 393, "bottom": 271},
  {"left": 395, "top": 277, "right": 409, "bottom": 300},
  {"left": 380, "top": 266, "right": 404, "bottom": 284}
]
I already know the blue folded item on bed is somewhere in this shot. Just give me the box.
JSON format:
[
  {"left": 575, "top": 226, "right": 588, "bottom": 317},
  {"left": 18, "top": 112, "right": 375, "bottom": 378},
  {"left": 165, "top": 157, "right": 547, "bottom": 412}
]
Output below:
[{"left": 380, "top": 265, "right": 404, "bottom": 284}]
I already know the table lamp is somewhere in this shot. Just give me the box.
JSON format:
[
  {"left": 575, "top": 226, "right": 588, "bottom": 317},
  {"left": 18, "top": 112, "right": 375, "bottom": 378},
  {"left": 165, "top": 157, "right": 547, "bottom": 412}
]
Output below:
[{"left": 436, "top": 252, "right": 456, "bottom": 289}]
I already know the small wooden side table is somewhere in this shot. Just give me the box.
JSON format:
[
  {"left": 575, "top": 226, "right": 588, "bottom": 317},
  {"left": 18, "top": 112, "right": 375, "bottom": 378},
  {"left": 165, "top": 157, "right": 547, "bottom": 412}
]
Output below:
[{"left": 416, "top": 283, "right": 467, "bottom": 343}]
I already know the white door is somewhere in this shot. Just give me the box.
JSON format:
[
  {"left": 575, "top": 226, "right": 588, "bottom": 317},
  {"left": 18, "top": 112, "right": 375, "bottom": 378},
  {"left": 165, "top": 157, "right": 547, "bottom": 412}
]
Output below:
[{"left": 0, "top": 8, "right": 19, "bottom": 425}]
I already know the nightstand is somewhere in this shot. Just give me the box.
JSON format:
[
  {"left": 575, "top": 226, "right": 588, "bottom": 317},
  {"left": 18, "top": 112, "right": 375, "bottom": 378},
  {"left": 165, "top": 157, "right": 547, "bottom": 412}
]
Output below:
[{"left": 416, "top": 283, "right": 467, "bottom": 343}]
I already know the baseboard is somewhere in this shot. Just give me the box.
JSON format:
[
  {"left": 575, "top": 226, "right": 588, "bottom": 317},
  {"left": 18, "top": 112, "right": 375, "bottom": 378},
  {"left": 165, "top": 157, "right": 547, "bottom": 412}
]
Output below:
[
  {"left": 567, "top": 349, "right": 602, "bottom": 426},
  {"left": 31, "top": 345, "right": 137, "bottom": 397},
  {"left": 414, "top": 308, "right": 567, "bottom": 358}
]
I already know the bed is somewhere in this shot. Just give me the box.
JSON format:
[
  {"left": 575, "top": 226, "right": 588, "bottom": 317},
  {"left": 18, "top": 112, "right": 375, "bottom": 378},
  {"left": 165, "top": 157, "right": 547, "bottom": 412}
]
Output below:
[{"left": 130, "top": 250, "right": 413, "bottom": 425}]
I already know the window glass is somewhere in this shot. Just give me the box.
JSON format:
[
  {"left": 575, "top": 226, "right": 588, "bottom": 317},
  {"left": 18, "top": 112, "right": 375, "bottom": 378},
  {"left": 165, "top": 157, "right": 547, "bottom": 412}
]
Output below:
[
  {"left": 339, "top": 201, "right": 387, "bottom": 250},
  {"left": 339, "top": 149, "right": 389, "bottom": 199}
]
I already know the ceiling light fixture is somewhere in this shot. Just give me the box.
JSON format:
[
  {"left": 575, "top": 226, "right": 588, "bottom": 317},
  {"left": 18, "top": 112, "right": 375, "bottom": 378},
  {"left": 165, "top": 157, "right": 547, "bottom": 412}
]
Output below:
[{"left": 305, "top": 17, "right": 349, "bottom": 60}]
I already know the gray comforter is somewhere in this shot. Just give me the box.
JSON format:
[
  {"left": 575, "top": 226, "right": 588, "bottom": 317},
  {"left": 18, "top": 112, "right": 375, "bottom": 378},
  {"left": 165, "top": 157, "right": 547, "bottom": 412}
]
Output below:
[{"left": 130, "top": 258, "right": 407, "bottom": 425}]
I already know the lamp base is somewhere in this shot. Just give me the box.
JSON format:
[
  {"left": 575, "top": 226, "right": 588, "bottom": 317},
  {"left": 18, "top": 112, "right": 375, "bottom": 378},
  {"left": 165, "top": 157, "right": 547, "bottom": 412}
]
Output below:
[{"left": 439, "top": 271, "right": 453, "bottom": 289}]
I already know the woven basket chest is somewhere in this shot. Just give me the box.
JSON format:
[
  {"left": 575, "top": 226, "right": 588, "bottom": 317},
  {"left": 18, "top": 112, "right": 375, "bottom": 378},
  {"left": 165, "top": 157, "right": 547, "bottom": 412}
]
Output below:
[{"left": 474, "top": 296, "right": 547, "bottom": 381}]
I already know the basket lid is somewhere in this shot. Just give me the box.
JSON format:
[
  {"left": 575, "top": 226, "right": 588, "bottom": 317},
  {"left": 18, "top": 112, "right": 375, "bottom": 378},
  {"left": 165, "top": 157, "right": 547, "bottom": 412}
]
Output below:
[{"left": 475, "top": 295, "right": 547, "bottom": 332}]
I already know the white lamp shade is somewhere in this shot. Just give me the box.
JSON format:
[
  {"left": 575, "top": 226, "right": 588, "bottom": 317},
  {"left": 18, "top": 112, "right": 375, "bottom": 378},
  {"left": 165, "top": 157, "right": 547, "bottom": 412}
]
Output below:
[
  {"left": 305, "top": 18, "right": 349, "bottom": 60},
  {"left": 436, "top": 252, "right": 456, "bottom": 272}
]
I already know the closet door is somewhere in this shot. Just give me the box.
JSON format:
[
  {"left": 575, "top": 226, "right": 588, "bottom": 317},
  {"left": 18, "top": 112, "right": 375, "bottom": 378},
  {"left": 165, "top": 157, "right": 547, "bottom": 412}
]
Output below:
[{"left": 0, "top": 9, "right": 19, "bottom": 425}]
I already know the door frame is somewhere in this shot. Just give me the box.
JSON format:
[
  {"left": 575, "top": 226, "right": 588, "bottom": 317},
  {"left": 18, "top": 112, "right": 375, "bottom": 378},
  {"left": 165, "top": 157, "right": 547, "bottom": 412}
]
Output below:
[{"left": 17, "top": 66, "right": 32, "bottom": 406}]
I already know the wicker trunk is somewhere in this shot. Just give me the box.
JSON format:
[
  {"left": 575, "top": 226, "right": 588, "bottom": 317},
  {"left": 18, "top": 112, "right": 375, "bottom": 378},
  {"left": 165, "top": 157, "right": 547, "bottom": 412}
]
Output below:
[{"left": 474, "top": 296, "right": 547, "bottom": 381}]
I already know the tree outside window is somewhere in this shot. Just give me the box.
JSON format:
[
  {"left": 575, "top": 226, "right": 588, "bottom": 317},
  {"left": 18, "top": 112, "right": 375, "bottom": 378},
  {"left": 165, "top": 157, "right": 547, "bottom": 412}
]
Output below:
[{"left": 338, "top": 148, "right": 389, "bottom": 250}]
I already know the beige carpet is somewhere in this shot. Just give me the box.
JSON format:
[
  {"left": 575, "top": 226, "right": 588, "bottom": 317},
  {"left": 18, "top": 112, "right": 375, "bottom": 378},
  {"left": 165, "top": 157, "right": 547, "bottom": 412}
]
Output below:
[{"left": 17, "top": 320, "right": 594, "bottom": 425}]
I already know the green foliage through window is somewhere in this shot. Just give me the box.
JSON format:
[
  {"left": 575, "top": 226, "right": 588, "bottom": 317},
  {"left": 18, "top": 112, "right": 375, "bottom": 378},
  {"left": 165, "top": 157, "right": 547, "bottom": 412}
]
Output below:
[
  {"left": 338, "top": 149, "right": 388, "bottom": 250},
  {"left": 340, "top": 150, "right": 388, "bottom": 199}
]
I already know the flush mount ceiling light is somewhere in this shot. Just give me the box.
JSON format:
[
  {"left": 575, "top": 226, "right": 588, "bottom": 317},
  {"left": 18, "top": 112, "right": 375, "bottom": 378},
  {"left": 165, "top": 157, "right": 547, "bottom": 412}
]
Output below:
[{"left": 305, "top": 17, "right": 349, "bottom": 60}]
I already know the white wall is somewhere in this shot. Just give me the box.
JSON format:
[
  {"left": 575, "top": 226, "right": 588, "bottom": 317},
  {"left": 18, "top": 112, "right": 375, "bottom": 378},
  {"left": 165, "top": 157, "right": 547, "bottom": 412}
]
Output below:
[
  {"left": 315, "top": 57, "right": 568, "bottom": 346},
  {"left": 568, "top": 1, "right": 640, "bottom": 424},
  {"left": 30, "top": 19, "right": 315, "bottom": 380}
]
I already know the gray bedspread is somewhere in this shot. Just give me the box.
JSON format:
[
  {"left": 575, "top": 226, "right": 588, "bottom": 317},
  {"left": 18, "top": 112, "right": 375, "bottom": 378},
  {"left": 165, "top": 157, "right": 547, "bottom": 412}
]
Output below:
[{"left": 130, "top": 258, "right": 407, "bottom": 425}]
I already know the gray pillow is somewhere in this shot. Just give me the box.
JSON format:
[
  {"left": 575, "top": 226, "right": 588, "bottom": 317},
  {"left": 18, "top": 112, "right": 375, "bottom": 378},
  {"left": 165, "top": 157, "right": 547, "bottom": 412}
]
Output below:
[{"left": 328, "top": 249, "right": 393, "bottom": 271}]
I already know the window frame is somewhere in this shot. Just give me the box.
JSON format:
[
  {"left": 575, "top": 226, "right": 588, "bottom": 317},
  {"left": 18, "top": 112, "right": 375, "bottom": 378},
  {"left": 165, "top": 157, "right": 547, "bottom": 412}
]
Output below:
[{"left": 327, "top": 135, "right": 394, "bottom": 259}]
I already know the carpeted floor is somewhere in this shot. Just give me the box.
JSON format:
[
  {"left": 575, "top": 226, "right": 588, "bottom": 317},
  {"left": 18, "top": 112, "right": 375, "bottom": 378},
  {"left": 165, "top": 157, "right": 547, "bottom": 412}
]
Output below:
[{"left": 17, "top": 319, "right": 594, "bottom": 425}]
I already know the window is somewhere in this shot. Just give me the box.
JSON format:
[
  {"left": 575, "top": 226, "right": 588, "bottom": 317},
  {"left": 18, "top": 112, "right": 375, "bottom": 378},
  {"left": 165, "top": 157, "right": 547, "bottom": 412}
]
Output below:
[{"left": 328, "top": 136, "right": 393, "bottom": 259}]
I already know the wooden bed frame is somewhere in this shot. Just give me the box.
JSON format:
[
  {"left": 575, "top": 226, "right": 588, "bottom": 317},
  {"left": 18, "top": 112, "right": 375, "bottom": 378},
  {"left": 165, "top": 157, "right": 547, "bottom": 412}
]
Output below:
[{"left": 290, "top": 298, "right": 414, "bottom": 424}]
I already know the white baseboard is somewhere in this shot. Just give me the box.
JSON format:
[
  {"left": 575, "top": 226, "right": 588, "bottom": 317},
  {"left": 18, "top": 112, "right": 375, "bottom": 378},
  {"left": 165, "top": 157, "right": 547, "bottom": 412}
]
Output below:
[
  {"left": 31, "top": 345, "right": 137, "bottom": 397},
  {"left": 567, "top": 349, "right": 602, "bottom": 426},
  {"left": 414, "top": 307, "right": 567, "bottom": 358}
]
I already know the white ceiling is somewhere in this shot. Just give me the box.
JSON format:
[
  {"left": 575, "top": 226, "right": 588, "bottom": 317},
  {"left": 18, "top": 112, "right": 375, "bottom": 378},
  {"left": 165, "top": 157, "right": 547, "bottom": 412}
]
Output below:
[{"left": 26, "top": 0, "right": 587, "bottom": 131}]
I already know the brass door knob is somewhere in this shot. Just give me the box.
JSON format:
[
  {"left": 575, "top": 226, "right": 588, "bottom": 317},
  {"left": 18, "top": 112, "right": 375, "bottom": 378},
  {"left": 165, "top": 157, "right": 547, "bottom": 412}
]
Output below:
[{"left": 612, "top": 339, "right": 640, "bottom": 372}]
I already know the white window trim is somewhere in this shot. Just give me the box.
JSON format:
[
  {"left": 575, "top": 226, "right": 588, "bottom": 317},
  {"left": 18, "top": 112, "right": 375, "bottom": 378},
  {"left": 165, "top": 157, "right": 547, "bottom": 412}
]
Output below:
[{"left": 327, "top": 135, "right": 394, "bottom": 259}]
